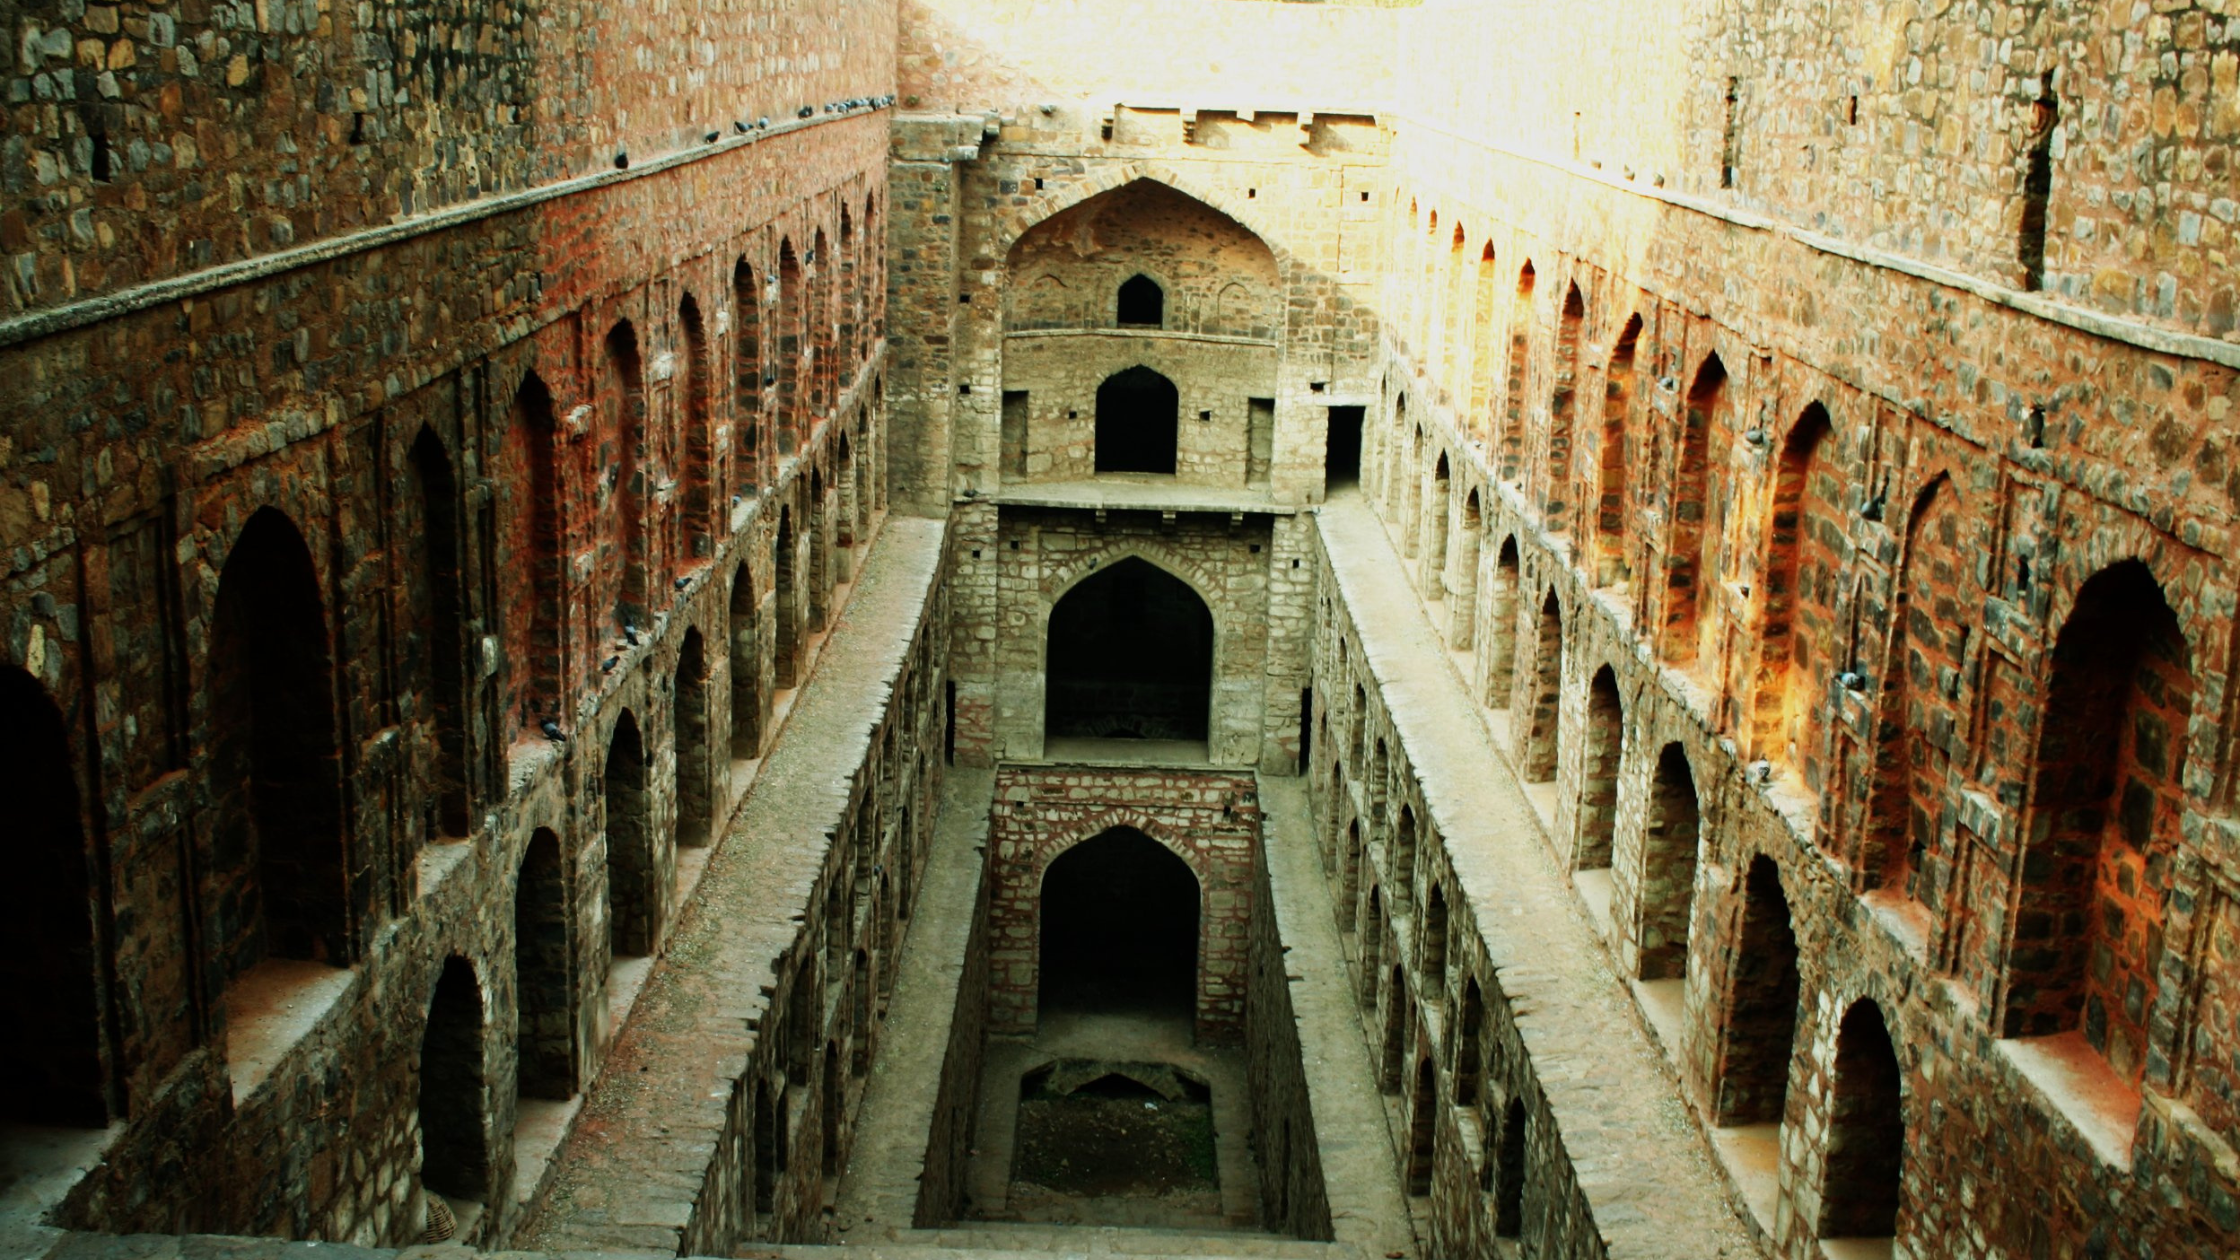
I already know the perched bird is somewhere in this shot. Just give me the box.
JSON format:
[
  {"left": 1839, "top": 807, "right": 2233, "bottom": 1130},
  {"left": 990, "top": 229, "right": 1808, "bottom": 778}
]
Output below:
[
  {"left": 602, "top": 655, "right": 621, "bottom": 673},
  {"left": 1747, "top": 759, "right": 1772, "bottom": 784},
  {"left": 623, "top": 624, "right": 642, "bottom": 647},
  {"left": 1837, "top": 670, "right": 1866, "bottom": 691},
  {"left": 704, "top": 129, "right": 720, "bottom": 143},
  {"left": 540, "top": 719, "right": 568, "bottom": 743},
  {"left": 1861, "top": 487, "right": 1887, "bottom": 521},
  {"left": 733, "top": 120, "right": 749, "bottom": 135},
  {"left": 675, "top": 575, "right": 692, "bottom": 590},
  {"left": 614, "top": 150, "right": 629, "bottom": 169},
  {"left": 757, "top": 117, "right": 771, "bottom": 130},
  {"left": 798, "top": 105, "right": 814, "bottom": 118}
]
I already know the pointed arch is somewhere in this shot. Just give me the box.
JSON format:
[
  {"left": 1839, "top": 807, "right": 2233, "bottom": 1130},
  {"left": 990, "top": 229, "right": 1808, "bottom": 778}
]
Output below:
[
  {"left": 729, "top": 562, "right": 763, "bottom": 757},
  {"left": 209, "top": 507, "right": 348, "bottom": 971},
  {"left": 1821, "top": 1000, "right": 1905, "bottom": 1241},
  {"left": 675, "top": 629, "right": 714, "bottom": 847},
  {"left": 419, "top": 956, "right": 490, "bottom": 1206},
  {"left": 1577, "top": 666, "right": 1624, "bottom": 870},
  {"left": 808, "top": 465, "right": 831, "bottom": 634},
  {"left": 1593, "top": 314, "right": 1641, "bottom": 584},
  {"left": 679, "top": 293, "right": 715, "bottom": 560},
  {"left": 1754, "top": 403, "right": 1837, "bottom": 775},
  {"left": 1521, "top": 590, "right": 1563, "bottom": 781},
  {"left": 1362, "top": 884, "right": 1385, "bottom": 1010},
  {"left": 1394, "top": 804, "right": 1419, "bottom": 900},
  {"left": 1448, "top": 488, "right": 1484, "bottom": 649},
  {"left": 604, "top": 712, "right": 656, "bottom": 959},
  {"left": 2004, "top": 560, "right": 2190, "bottom": 1086},
  {"left": 838, "top": 203, "right": 859, "bottom": 371},
  {"left": 1421, "top": 880, "right": 1447, "bottom": 985},
  {"left": 1494, "top": 1095, "right": 1527, "bottom": 1237},
  {"left": 1406, "top": 1054, "right": 1437, "bottom": 1195},
  {"left": 1045, "top": 556, "right": 1213, "bottom": 743},
  {"left": 1546, "top": 283, "right": 1586, "bottom": 526},
  {"left": 1467, "top": 242, "right": 1500, "bottom": 443},
  {"left": 603, "top": 319, "right": 650, "bottom": 630},
  {"left": 775, "top": 506, "right": 800, "bottom": 689},
  {"left": 1456, "top": 975, "right": 1484, "bottom": 1106},
  {"left": 1664, "top": 352, "right": 1726, "bottom": 663},
  {"left": 1486, "top": 537, "right": 1522, "bottom": 707},
  {"left": 733, "top": 259, "right": 763, "bottom": 491},
  {"left": 1422, "top": 452, "right": 1452, "bottom": 596},
  {"left": 502, "top": 371, "right": 563, "bottom": 726},
  {"left": 409, "top": 425, "right": 470, "bottom": 838},
  {"left": 810, "top": 228, "right": 834, "bottom": 418},
  {"left": 1039, "top": 826, "right": 1200, "bottom": 1024},
  {"left": 1637, "top": 743, "right": 1701, "bottom": 981},
  {"left": 1499, "top": 262, "right": 1537, "bottom": 480},
  {"left": 1117, "top": 273, "right": 1165, "bottom": 327},
  {"left": 514, "top": 827, "right": 573, "bottom": 1101},
  {"left": 1716, "top": 855, "right": 1800, "bottom": 1124},
  {"left": 777, "top": 239, "right": 803, "bottom": 455},
  {"left": 1862, "top": 475, "right": 1964, "bottom": 897},
  {"left": 0, "top": 667, "right": 105, "bottom": 1125}
]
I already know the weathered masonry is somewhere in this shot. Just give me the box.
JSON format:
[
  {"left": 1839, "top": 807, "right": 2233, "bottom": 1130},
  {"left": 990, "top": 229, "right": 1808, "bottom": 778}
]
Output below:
[{"left": 7, "top": 0, "right": 2240, "bottom": 1258}]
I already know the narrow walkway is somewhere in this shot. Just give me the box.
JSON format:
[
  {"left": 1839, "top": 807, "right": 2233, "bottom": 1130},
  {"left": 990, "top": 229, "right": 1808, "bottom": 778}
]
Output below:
[
  {"left": 835, "top": 765, "right": 995, "bottom": 1237},
  {"left": 1316, "top": 492, "right": 1757, "bottom": 1259},
  {"left": 521, "top": 516, "right": 949, "bottom": 1255},
  {"left": 1255, "top": 776, "right": 1419, "bottom": 1260}
]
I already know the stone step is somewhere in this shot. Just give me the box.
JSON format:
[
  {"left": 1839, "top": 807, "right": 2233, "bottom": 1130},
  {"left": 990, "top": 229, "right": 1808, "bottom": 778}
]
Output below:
[
  {"left": 870, "top": 1219, "right": 1355, "bottom": 1258},
  {"left": 755, "top": 1224, "right": 1366, "bottom": 1260}
]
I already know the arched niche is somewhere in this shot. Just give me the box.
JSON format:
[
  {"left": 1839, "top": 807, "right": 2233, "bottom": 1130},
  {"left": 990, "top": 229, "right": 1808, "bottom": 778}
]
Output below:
[{"left": 1004, "top": 179, "right": 1278, "bottom": 337}]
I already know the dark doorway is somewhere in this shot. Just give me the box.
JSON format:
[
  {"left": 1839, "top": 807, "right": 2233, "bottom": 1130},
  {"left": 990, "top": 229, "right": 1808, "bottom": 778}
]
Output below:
[
  {"left": 675, "top": 631, "right": 713, "bottom": 846},
  {"left": 1039, "top": 827, "right": 1199, "bottom": 1024},
  {"left": 1045, "top": 558, "right": 1212, "bottom": 743},
  {"left": 1715, "top": 855, "right": 1799, "bottom": 1125},
  {"left": 0, "top": 667, "right": 104, "bottom": 1126},
  {"left": 514, "top": 828, "right": 572, "bottom": 1101},
  {"left": 1325, "top": 405, "right": 1363, "bottom": 488},
  {"left": 1094, "top": 366, "right": 1179, "bottom": 475},
  {"left": 209, "top": 507, "right": 347, "bottom": 972},
  {"left": 604, "top": 712, "right": 655, "bottom": 958},
  {"left": 1639, "top": 742, "right": 1702, "bottom": 980},
  {"left": 410, "top": 426, "right": 470, "bottom": 838},
  {"left": 1820, "top": 1000, "right": 1904, "bottom": 1241},
  {"left": 420, "top": 955, "right": 489, "bottom": 1204},
  {"left": 1116, "top": 274, "right": 1164, "bottom": 328}
]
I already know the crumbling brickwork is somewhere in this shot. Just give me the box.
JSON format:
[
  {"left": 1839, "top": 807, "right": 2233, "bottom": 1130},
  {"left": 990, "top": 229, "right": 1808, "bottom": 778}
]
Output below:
[{"left": 3, "top": 29, "right": 901, "bottom": 1235}]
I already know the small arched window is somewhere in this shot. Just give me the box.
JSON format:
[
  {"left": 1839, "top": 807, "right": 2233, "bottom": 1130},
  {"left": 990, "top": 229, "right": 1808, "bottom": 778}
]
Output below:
[{"left": 1117, "top": 274, "right": 1164, "bottom": 327}]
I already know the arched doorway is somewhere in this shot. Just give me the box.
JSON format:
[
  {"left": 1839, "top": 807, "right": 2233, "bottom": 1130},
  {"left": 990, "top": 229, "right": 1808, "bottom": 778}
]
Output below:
[
  {"left": 1039, "top": 827, "right": 1199, "bottom": 1026},
  {"left": 604, "top": 712, "right": 655, "bottom": 959},
  {"left": 0, "top": 667, "right": 103, "bottom": 1125},
  {"left": 1044, "top": 558, "right": 1213, "bottom": 749},
  {"left": 1094, "top": 366, "right": 1179, "bottom": 474},
  {"left": 1821, "top": 1000, "right": 1904, "bottom": 1242},
  {"left": 209, "top": 507, "right": 347, "bottom": 973},
  {"left": 420, "top": 956, "right": 489, "bottom": 1209}
]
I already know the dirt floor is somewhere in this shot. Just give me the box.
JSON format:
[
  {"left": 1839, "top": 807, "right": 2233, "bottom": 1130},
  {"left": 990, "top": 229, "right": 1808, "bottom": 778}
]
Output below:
[{"left": 1004, "top": 1061, "right": 1222, "bottom": 1227}]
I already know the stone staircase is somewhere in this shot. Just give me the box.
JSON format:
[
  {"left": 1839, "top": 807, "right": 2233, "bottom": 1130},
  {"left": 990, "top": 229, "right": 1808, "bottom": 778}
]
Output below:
[{"left": 755, "top": 1218, "right": 1378, "bottom": 1259}]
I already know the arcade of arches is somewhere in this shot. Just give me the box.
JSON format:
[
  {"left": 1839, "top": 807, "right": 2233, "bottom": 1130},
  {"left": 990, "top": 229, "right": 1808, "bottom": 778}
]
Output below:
[{"left": 4, "top": 2, "right": 2238, "bottom": 1260}]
